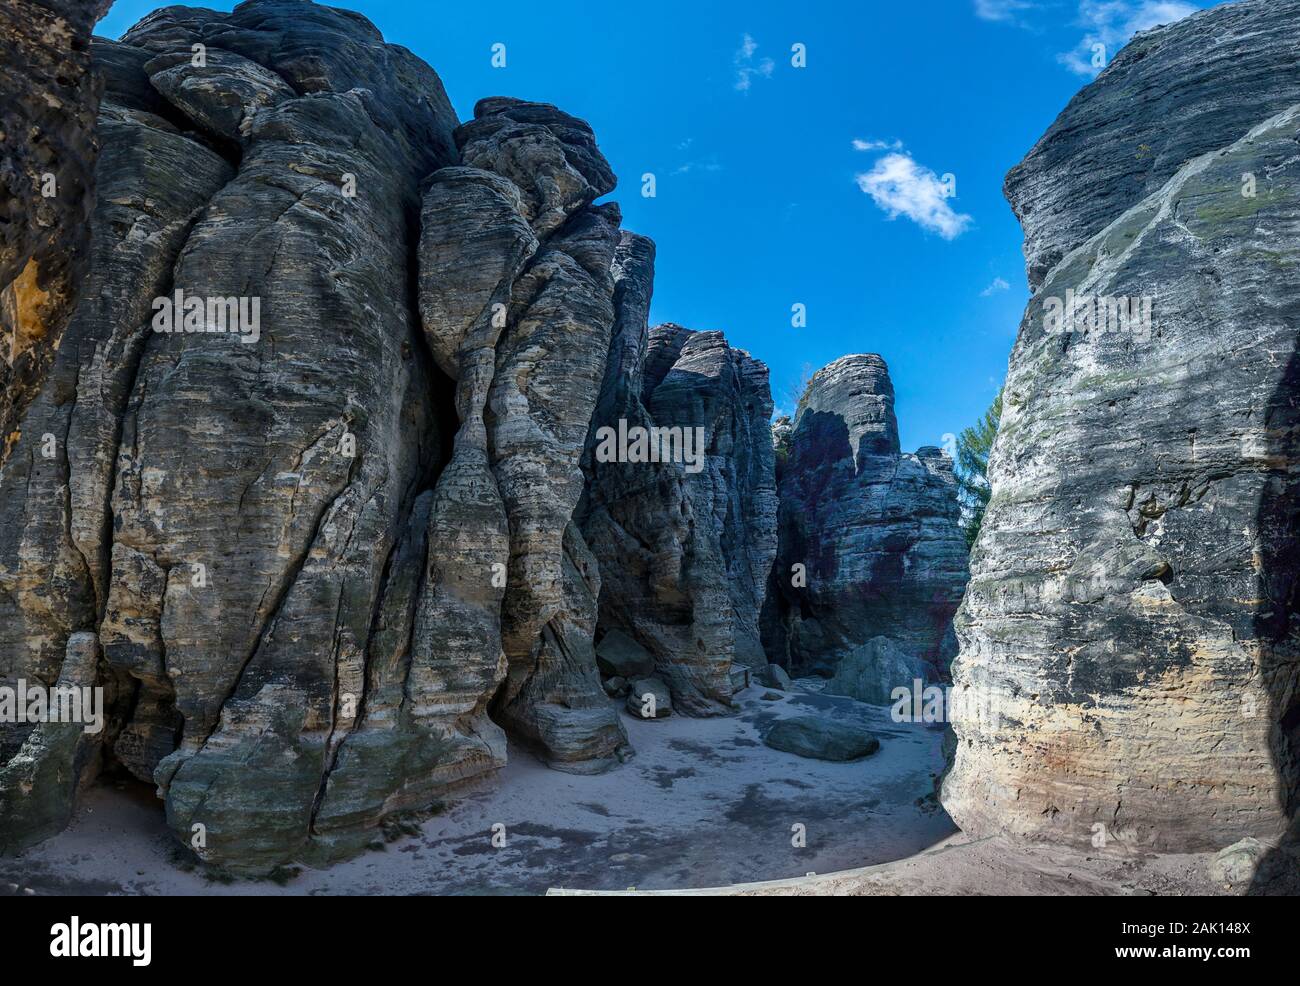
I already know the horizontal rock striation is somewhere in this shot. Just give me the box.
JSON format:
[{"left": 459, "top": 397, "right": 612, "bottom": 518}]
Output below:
[
  {"left": 417, "top": 96, "right": 629, "bottom": 776},
  {"left": 1006, "top": 0, "right": 1300, "bottom": 291},
  {"left": 761, "top": 354, "right": 968, "bottom": 684},
  {"left": 944, "top": 0, "right": 1300, "bottom": 854}
]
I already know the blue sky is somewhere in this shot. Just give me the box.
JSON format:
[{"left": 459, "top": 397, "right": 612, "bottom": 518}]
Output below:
[{"left": 98, "top": 0, "right": 1226, "bottom": 451}]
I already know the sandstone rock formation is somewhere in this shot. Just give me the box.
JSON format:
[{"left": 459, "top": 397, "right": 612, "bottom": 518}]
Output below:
[
  {"left": 0, "top": 0, "right": 112, "bottom": 467},
  {"left": 1007, "top": 0, "right": 1300, "bottom": 292},
  {"left": 577, "top": 287, "right": 778, "bottom": 715},
  {"left": 762, "top": 354, "right": 968, "bottom": 683},
  {"left": 0, "top": 0, "right": 640, "bottom": 872},
  {"left": 944, "top": 0, "right": 1300, "bottom": 856}
]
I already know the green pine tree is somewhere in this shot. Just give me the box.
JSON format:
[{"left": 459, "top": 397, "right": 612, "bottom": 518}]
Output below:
[{"left": 955, "top": 389, "right": 1002, "bottom": 549}]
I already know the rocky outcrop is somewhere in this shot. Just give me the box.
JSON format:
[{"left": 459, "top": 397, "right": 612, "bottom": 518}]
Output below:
[
  {"left": 944, "top": 0, "right": 1300, "bottom": 856},
  {"left": 415, "top": 97, "right": 628, "bottom": 778},
  {"left": 762, "top": 355, "right": 968, "bottom": 682},
  {"left": 0, "top": 0, "right": 637, "bottom": 873},
  {"left": 0, "top": 0, "right": 112, "bottom": 467},
  {"left": 578, "top": 282, "right": 778, "bottom": 715},
  {"left": 0, "top": 31, "right": 238, "bottom": 853},
  {"left": 1006, "top": 0, "right": 1300, "bottom": 291}
]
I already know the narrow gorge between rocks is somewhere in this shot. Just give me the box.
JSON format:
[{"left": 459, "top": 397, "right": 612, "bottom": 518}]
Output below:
[{"left": 0, "top": 0, "right": 1297, "bottom": 898}]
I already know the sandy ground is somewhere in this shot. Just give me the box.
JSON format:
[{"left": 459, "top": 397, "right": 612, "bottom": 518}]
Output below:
[
  {"left": 0, "top": 681, "right": 957, "bottom": 896},
  {"left": 551, "top": 835, "right": 1230, "bottom": 895}
]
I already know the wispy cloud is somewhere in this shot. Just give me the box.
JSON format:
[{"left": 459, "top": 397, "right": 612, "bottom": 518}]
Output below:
[
  {"left": 974, "top": 0, "right": 1039, "bottom": 23},
  {"left": 672, "top": 157, "right": 723, "bottom": 176},
  {"left": 855, "top": 152, "right": 972, "bottom": 240},
  {"left": 852, "top": 138, "right": 905, "bottom": 152},
  {"left": 1057, "top": 1, "right": 1200, "bottom": 75},
  {"left": 734, "top": 33, "right": 775, "bottom": 91},
  {"left": 981, "top": 276, "right": 1011, "bottom": 296}
]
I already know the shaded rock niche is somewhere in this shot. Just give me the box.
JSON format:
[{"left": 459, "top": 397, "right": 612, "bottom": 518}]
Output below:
[
  {"left": 943, "top": 0, "right": 1300, "bottom": 865},
  {"left": 762, "top": 354, "right": 969, "bottom": 692}
]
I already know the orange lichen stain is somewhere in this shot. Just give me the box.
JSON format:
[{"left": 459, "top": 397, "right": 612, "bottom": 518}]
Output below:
[{"left": 8, "top": 257, "right": 52, "bottom": 360}]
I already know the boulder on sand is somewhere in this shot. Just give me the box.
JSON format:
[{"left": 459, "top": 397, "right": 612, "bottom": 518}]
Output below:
[
  {"left": 624, "top": 677, "right": 673, "bottom": 720},
  {"left": 763, "top": 716, "right": 880, "bottom": 762}
]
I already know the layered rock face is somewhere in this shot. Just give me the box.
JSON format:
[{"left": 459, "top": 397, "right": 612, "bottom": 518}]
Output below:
[
  {"left": 1006, "top": 0, "right": 1300, "bottom": 291},
  {"left": 762, "top": 355, "right": 968, "bottom": 685},
  {"left": 578, "top": 298, "right": 778, "bottom": 715},
  {"left": 416, "top": 97, "right": 629, "bottom": 777},
  {"left": 944, "top": 0, "right": 1300, "bottom": 855},
  {"left": 0, "top": 0, "right": 642, "bottom": 872},
  {"left": 0, "top": 0, "right": 112, "bottom": 466}
]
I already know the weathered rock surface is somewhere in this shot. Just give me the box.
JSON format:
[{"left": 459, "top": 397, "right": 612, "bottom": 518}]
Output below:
[
  {"left": 0, "top": 44, "right": 236, "bottom": 851},
  {"left": 1006, "top": 0, "right": 1300, "bottom": 290},
  {"left": 416, "top": 96, "right": 629, "bottom": 776},
  {"left": 578, "top": 289, "right": 779, "bottom": 714},
  {"left": 824, "top": 636, "right": 928, "bottom": 706},
  {"left": 944, "top": 0, "right": 1300, "bottom": 855},
  {"left": 760, "top": 663, "right": 792, "bottom": 691},
  {"left": 0, "top": 1, "right": 640, "bottom": 872},
  {"left": 595, "top": 628, "right": 654, "bottom": 679},
  {"left": 0, "top": 0, "right": 111, "bottom": 467},
  {"left": 762, "top": 355, "right": 968, "bottom": 682},
  {"left": 763, "top": 715, "right": 880, "bottom": 762}
]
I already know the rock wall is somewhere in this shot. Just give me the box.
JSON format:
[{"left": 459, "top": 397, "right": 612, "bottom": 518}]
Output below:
[
  {"left": 578, "top": 303, "right": 778, "bottom": 715},
  {"left": 944, "top": 0, "right": 1300, "bottom": 854},
  {"left": 762, "top": 354, "right": 968, "bottom": 685},
  {"left": 0, "top": 0, "right": 635, "bottom": 873},
  {"left": 0, "top": 0, "right": 112, "bottom": 467}
]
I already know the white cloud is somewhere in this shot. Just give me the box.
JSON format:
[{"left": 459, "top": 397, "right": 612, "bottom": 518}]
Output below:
[
  {"left": 672, "top": 158, "right": 723, "bottom": 176},
  {"left": 734, "top": 33, "right": 775, "bottom": 91},
  {"left": 981, "top": 277, "right": 1011, "bottom": 296},
  {"left": 852, "top": 138, "right": 905, "bottom": 152},
  {"left": 855, "top": 152, "right": 972, "bottom": 240},
  {"left": 1057, "top": 1, "right": 1200, "bottom": 76},
  {"left": 974, "top": 0, "right": 1038, "bottom": 22}
]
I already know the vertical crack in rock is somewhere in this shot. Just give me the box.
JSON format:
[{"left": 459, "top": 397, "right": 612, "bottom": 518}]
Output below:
[
  {"left": 0, "top": 41, "right": 235, "bottom": 850},
  {"left": 944, "top": 0, "right": 1300, "bottom": 856}
]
